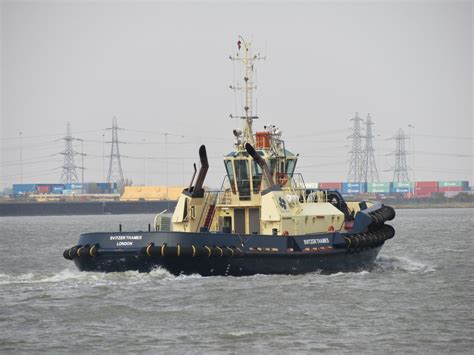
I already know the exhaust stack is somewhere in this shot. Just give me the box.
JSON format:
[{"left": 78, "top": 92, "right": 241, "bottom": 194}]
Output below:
[
  {"left": 189, "top": 145, "right": 209, "bottom": 197},
  {"left": 245, "top": 143, "right": 280, "bottom": 191}
]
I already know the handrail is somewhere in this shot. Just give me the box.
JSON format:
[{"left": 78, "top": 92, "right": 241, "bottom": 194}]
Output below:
[{"left": 153, "top": 209, "right": 168, "bottom": 231}]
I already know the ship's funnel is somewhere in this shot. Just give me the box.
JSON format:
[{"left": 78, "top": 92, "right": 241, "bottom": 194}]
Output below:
[
  {"left": 245, "top": 143, "right": 279, "bottom": 190},
  {"left": 191, "top": 145, "right": 209, "bottom": 197}
]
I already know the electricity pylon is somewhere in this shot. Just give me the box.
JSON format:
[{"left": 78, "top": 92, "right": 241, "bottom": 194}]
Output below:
[
  {"left": 347, "top": 112, "right": 365, "bottom": 182},
  {"left": 361, "top": 114, "right": 379, "bottom": 182},
  {"left": 390, "top": 128, "right": 410, "bottom": 182},
  {"left": 60, "top": 122, "right": 79, "bottom": 184},
  {"left": 106, "top": 117, "right": 125, "bottom": 186}
]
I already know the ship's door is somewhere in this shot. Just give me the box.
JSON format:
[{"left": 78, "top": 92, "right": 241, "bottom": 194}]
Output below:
[
  {"left": 249, "top": 208, "right": 260, "bottom": 235},
  {"left": 234, "top": 208, "right": 246, "bottom": 234}
]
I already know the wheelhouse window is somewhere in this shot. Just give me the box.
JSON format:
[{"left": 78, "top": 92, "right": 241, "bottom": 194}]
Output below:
[
  {"left": 251, "top": 160, "right": 263, "bottom": 192},
  {"left": 286, "top": 159, "right": 296, "bottom": 177},
  {"left": 268, "top": 158, "right": 277, "bottom": 175},
  {"left": 234, "top": 159, "right": 250, "bottom": 200},
  {"left": 224, "top": 160, "right": 235, "bottom": 193}
]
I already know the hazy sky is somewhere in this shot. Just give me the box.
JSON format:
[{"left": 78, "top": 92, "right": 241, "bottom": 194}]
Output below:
[{"left": 1, "top": 0, "right": 472, "bottom": 189}]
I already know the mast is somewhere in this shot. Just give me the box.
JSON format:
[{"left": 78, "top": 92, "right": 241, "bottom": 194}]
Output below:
[{"left": 230, "top": 36, "right": 265, "bottom": 150}]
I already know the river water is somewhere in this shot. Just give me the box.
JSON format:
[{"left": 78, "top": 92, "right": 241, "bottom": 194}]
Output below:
[{"left": 0, "top": 208, "right": 472, "bottom": 353}]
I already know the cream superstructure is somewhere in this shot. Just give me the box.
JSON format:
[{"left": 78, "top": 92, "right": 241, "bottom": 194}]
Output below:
[{"left": 172, "top": 38, "right": 365, "bottom": 236}]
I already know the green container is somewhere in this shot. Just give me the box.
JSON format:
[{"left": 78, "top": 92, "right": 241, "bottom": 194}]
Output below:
[
  {"left": 438, "top": 181, "right": 464, "bottom": 188},
  {"left": 367, "top": 182, "right": 391, "bottom": 193},
  {"left": 393, "top": 181, "right": 414, "bottom": 189}
]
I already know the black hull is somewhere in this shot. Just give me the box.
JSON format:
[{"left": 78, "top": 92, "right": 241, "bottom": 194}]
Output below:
[
  {"left": 66, "top": 225, "right": 393, "bottom": 276},
  {"left": 73, "top": 246, "right": 382, "bottom": 276},
  {"left": 64, "top": 204, "right": 395, "bottom": 276}
]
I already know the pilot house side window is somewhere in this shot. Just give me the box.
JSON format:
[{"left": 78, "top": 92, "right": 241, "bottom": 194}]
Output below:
[{"left": 234, "top": 159, "right": 251, "bottom": 200}]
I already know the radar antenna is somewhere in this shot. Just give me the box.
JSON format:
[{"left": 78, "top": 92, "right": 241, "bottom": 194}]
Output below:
[{"left": 229, "top": 36, "right": 265, "bottom": 149}]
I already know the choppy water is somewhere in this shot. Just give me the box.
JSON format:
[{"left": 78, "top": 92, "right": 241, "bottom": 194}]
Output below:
[{"left": 0, "top": 209, "right": 472, "bottom": 353}]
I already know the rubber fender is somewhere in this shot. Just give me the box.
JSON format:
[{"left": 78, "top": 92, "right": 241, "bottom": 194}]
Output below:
[
  {"left": 64, "top": 245, "right": 81, "bottom": 259},
  {"left": 370, "top": 212, "right": 380, "bottom": 225},
  {"left": 222, "top": 247, "right": 234, "bottom": 257},
  {"left": 165, "top": 246, "right": 179, "bottom": 256},
  {"left": 70, "top": 245, "right": 81, "bottom": 258},
  {"left": 382, "top": 224, "right": 395, "bottom": 239},
  {"left": 210, "top": 247, "right": 224, "bottom": 257},
  {"left": 233, "top": 247, "right": 244, "bottom": 257},
  {"left": 145, "top": 245, "right": 165, "bottom": 257},
  {"left": 352, "top": 236, "right": 360, "bottom": 248},
  {"left": 84, "top": 244, "right": 100, "bottom": 257},
  {"left": 63, "top": 248, "right": 74, "bottom": 260},
  {"left": 385, "top": 206, "right": 396, "bottom": 221},
  {"left": 77, "top": 244, "right": 92, "bottom": 258},
  {"left": 178, "top": 246, "right": 195, "bottom": 257}
]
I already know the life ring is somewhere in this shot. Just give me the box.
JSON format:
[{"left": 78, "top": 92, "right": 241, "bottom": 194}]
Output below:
[
  {"left": 277, "top": 173, "right": 288, "bottom": 185},
  {"left": 328, "top": 225, "right": 335, "bottom": 232}
]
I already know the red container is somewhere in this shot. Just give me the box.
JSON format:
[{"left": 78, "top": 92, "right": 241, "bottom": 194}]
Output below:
[
  {"left": 37, "top": 185, "right": 50, "bottom": 194},
  {"left": 415, "top": 186, "right": 438, "bottom": 197},
  {"left": 415, "top": 181, "right": 438, "bottom": 188},
  {"left": 439, "top": 186, "right": 463, "bottom": 192},
  {"left": 319, "top": 182, "right": 342, "bottom": 190}
]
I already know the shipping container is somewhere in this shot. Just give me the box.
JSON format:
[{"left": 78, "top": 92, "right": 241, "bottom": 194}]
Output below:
[
  {"left": 37, "top": 185, "right": 51, "bottom": 194},
  {"left": 318, "top": 182, "right": 342, "bottom": 190},
  {"left": 392, "top": 181, "right": 414, "bottom": 189},
  {"left": 367, "top": 182, "right": 391, "bottom": 193},
  {"left": 12, "top": 184, "right": 37, "bottom": 195},
  {"left": 341, "top": 182, "right": 367, "bottom": 194},
  {"left": 438, "top": 186, "right": 463, "bottom": 192},
  {"left": 390, "top": 187, "right": 411, "bottom": 194},
  {"left": 65, "top": 183, "right": 84, "bottom": 190},
  {"left": 415, "top": 181, "right": 437, "bottom": 188},
  {"left": 438, "top": 181, "right": 469, "bottom": 188},
  {"left": 415, "top": 186, "right": 438, "bottom": 197},
  {"left": 51, "top": 185, "right": 64, "bottom": 194}
]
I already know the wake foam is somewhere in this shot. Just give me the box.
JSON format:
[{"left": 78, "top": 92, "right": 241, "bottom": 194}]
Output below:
[
  {"left": 373, "top": 255, "right": 435, "bottom": 274},
  {"left": 0, "top": 267, "right": 179, "bottom": 286}
]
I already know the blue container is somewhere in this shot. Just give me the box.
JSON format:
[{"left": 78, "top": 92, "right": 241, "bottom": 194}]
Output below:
[
  {"left": 97, "top": 182, "right": 110, "bottom": 193},
  {"left": 12, "top": 184, "right": 37, "bottom": 195},
  {"left": 390, "top": 187, "right": 411, "bottom": 194},
  {"left": 65, "top": 183, "right": 83, "bottom": 190},
  {"left": 51, "top": 185, "right": 64, "bottom": 194},
  {"left": 341, "top": 182, "right": 367, "bottom": 194}
]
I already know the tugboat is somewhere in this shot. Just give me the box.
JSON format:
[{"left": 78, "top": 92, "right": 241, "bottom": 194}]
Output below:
[{"left": 64, "top": 38, "right": 395, "bottom": 276}]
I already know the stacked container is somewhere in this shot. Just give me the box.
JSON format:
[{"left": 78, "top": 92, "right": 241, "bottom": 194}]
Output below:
[
  {"left": 12, "top": 184, "right": 37, "bottom": 196},
  {"left": 51, "top": 185, "right": 64, "bottom": 194},
  {"left": 390, "top": 181, "right": 414, "bottom": 194},
  {"left": 65, "top": 183, "right": 84, "bottom": 193},
  {"left": 438, "top": 181, "right": 469, "bottom": 192},
  {"left": 367, "top": 182, "right": 391, "bottom": 194},
  {"left": 415, "top": 181, "right": 438, "bottom": 197},
  {"left": 341, "top": 182, "right": 367, "bottom": 194},
  {"left": 37, "top": 185, "right": 51, "bottom": 194},
  {"left": 318, "top": 182, "right": 342, "bottom": 191}
]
